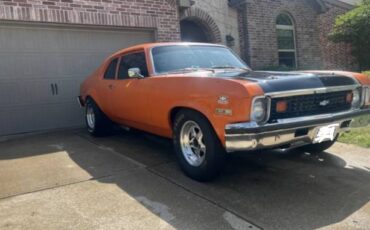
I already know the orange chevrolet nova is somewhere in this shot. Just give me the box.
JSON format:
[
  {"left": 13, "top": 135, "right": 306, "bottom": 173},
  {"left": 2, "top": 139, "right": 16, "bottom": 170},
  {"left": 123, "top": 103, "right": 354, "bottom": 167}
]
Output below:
[{"left": 79, "top": 42, "right": 370, "bottom": 181}]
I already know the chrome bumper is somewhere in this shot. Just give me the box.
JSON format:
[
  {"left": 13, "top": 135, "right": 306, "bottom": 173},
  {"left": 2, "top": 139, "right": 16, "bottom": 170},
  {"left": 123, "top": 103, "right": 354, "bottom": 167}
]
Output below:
[{"left": 225, "top": 108, "right": 370, "bottom": 152}]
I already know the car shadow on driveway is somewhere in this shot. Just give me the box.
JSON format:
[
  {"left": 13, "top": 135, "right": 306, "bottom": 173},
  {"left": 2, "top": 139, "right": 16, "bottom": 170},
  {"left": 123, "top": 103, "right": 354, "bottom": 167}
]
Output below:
[{"left": 1, "top": 129, "right": 370, "bottom": 230}]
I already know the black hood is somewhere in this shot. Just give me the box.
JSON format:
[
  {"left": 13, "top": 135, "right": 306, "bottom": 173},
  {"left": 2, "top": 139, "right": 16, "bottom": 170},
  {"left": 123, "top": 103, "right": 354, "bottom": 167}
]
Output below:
[{"left": 217, "top": 71, "right": 359, "bottom": 93}]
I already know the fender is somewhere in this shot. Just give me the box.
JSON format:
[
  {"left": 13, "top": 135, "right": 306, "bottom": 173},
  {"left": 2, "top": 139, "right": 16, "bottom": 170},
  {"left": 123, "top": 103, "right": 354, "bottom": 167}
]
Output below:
[{"left": 169, "top": 95, "right": 252, "bottom": 146}]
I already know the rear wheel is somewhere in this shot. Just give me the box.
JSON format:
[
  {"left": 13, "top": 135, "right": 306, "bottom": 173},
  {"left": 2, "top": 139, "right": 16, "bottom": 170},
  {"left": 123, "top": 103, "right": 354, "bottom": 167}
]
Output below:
[
  {"left": 85, "top": 98, "right": 113, "bottom": 136},
  {"left": 173, "top": 110, "right": 226, "bottom": 181}
]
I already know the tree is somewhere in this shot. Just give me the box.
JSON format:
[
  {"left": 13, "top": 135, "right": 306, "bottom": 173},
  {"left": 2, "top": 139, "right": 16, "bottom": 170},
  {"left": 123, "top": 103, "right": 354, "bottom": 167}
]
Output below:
[{"left": 329, "top": 0, "right": 370, "bottom": 70}]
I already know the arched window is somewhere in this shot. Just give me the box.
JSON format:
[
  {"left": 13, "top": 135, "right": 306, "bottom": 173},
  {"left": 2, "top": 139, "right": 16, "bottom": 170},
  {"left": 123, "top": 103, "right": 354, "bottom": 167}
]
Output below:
[{"left": 276, "top": 13, "right": 297, "bottom": 68}]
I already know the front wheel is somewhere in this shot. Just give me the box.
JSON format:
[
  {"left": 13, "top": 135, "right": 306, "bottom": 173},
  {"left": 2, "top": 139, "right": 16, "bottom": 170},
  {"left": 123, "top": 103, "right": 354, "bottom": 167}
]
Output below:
[
  {"left": 298, "top": 138, "right": 337, "bottom": 154},
  {"left": 173, "top": 110, "right": 226, "bottom": 181}
]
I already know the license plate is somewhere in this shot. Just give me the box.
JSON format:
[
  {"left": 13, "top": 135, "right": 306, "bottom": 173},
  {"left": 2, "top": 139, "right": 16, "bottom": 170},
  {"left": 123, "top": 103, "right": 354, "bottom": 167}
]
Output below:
[{"left": 314, "top": 124, "right": 339, "bottom": 143}]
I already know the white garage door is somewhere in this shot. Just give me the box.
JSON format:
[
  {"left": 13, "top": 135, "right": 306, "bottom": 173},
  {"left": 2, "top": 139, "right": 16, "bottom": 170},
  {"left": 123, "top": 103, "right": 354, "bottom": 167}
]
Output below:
[{"left": 0, "top": 23, "right": 154, "bottom": 136}]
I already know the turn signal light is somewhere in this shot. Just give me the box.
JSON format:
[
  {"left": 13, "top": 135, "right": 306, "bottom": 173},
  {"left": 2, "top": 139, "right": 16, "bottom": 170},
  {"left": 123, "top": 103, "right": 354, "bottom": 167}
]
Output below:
[
  {"left": 364, "top": 87, "right": 370, "bottom": 106},
  {"left": 346, "top": 92, "right": 353, "bottom": 103},
  {"left": 276, "top": 100, "right": 288, "bottom": 113}
]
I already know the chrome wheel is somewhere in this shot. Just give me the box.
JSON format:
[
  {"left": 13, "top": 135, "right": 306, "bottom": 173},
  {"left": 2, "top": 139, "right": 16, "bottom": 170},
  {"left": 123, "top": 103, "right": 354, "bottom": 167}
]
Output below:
[
  {"left": 180, "top": 121, "right": 206, "bottom": 167},
  {"left": 86, "top": 104, "right": 95, "bottom": 129}
]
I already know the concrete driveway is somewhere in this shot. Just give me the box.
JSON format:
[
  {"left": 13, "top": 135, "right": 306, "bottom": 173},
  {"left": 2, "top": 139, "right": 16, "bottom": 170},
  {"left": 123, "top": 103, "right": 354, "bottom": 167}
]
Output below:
[{"left": 0, "top": 129, "right": 370, "bottom": 230}]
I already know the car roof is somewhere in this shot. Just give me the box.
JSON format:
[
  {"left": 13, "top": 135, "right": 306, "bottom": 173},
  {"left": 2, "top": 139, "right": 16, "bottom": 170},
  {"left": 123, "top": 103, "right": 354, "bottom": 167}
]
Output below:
[{"left": 110, "top": 42, "right": 226, "bottom": 57}]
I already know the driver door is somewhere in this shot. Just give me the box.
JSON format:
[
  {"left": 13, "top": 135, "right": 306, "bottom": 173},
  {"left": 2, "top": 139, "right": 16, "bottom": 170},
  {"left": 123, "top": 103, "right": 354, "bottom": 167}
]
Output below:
[{"left": 110, "top": 51, "right": 150, "bottom": 126}]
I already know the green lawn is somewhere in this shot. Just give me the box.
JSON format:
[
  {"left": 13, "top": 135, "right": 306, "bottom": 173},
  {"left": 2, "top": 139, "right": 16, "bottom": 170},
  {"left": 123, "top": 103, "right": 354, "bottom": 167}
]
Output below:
[
  {"left": 336, "top": 71, "right": 370, "bottom": 148},
  {"left": 338, "top": 115, "right": 370, "bottom": 148}
]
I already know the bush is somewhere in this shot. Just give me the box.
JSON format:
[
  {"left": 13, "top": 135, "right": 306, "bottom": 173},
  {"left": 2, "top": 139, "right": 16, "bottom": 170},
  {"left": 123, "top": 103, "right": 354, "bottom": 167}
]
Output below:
[{"left": 329, "top": 0, "right": 370, "bottom": 70}]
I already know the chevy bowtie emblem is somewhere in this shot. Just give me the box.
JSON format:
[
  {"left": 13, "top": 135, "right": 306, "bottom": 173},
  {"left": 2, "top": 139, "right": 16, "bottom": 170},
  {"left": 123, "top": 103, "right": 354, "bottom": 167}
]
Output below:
[
  {"left": 319, "top": 100, "right": 330, "bottom": 106},
  {"left": 217, "top": 96, "right": 229, "bottom": 104}
]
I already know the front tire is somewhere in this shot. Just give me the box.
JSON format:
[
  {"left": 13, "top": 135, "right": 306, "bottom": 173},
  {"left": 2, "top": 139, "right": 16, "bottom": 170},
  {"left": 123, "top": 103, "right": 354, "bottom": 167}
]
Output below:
[
  {"left": 173, "top": 110, "right": 226, "bottom": 181},
  {"left": 85, "top": 98, "right": 112, "bottom": 136},
  {"left": 298, "top": 138, "right": 337, "bottom": 154}
]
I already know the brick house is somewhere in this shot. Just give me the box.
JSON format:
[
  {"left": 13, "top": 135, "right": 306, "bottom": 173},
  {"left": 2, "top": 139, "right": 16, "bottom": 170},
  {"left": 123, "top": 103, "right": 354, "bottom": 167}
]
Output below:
[
  {"left": 179, "top": 0, "right": 359, "bottom": 70},
  {"left": 0, "top": 0, "right": 359, "bottom": 136}
]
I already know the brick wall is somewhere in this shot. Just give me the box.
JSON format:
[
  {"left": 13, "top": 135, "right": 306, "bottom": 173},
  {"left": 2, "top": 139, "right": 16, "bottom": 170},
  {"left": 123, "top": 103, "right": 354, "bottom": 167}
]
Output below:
[
  {"left": 190, "top": 0, "right": 241, "bottom": 54},
  {"left": 318, "top": 1, "right": 357, "bottom": 70},
  {"left": 241, "top": 0, "right": 323, "bottom": 70},
  {"left": 0, "top": 0, "right": 180, "bottom": 42}
]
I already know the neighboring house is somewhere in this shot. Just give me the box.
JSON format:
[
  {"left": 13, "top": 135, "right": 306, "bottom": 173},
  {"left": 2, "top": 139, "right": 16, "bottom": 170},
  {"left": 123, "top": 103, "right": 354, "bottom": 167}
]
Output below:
[{"left": 0, "top": 0, "right": 358, "bottom": 136}]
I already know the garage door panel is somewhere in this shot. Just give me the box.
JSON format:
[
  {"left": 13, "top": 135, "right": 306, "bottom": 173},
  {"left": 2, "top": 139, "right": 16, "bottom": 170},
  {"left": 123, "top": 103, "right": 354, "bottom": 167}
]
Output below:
[
  {"left": 0, "top": 23, "right": 154, "bottom": 136},
  {"left": 0, "top": 79, "right": 60, "bottom": 107},
  {"left": 0, "top": 82, "right": 22, "bottom": 106},
  {"left": 0, "top": 102, "right": 84, "bottom": 136},
  {"left": 54, "top": 79, "right": 84, "bottom": 102}
]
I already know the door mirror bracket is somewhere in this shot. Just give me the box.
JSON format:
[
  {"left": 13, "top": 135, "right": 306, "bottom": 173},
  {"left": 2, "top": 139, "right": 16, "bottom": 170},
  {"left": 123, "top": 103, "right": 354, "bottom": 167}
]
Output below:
[{"left": 128, "top": 68, "right": 144, "bottom": 79}]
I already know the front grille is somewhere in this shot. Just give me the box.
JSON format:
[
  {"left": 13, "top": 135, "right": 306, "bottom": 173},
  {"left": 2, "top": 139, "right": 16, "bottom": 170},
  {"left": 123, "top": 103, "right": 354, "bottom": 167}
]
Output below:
[{"left": 268, "top": 90, "right": 352, "bottom": 122}]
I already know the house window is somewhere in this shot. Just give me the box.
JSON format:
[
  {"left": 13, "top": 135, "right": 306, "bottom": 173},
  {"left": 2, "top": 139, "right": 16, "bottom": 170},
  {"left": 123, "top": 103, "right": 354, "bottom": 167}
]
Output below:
[{"left": 276, "top": 13, "right": 297, "bottom": 68}]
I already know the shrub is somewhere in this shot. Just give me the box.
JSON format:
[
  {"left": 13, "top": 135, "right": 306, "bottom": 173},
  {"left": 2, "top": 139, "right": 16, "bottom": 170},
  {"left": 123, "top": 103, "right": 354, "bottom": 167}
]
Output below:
[{"left": 329, "top": 0, "right": 370, "bottom": 70}]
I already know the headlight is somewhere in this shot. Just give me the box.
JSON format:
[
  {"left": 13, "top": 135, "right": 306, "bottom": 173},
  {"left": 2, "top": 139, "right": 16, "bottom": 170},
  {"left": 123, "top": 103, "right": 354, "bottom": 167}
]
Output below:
[
  {"left": 363, "top": 86, "right": 370, "bottom": 107},
  {"left": 251, "top": 97, "right": 269, "bottom": 123},
  {"left": 352, "top": 88, "right": 361, "bottom": 108}
]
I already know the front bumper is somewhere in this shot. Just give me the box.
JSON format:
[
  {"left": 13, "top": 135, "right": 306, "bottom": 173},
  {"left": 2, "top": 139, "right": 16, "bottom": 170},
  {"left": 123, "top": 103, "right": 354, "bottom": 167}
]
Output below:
[{"left": 225, "top": 108, "right": 370, "bottom": 152}]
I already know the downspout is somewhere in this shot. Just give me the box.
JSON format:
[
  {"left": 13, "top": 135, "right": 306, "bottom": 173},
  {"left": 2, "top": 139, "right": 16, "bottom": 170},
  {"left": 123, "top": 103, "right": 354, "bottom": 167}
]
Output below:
[
  {"left": 231, "top": 0, "right": 250, "bottom": 66},
  {"left": 240, "top": 2, "right": 250, "bottom": 65}
]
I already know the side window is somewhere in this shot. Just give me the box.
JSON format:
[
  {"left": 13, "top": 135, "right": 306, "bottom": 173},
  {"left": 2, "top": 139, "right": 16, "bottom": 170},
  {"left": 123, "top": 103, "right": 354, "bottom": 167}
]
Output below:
[
  {"left": 118, "top": 52, "right": 149, "bottom": 80},
  {"left": 104, "top": 58, "right": 118, "bottom": 80}
]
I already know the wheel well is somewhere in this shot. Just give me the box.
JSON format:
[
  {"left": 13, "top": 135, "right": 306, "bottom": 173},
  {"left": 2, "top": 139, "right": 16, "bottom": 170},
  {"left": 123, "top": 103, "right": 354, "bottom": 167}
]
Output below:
[
  {"left": 85, "top": 96, "right": 100, "bottom": 108},
  {"left": 85, "top": 96, "right": 98, "bottom": 105},
  {"left": 86, "top": 95, "right": 93, "bottom": 102},
  {"left": 169, "top": 107, "right": 224, "bottom": 147},
  {"left": 169, "top": 107, "right": 210, "bottom": 129}
]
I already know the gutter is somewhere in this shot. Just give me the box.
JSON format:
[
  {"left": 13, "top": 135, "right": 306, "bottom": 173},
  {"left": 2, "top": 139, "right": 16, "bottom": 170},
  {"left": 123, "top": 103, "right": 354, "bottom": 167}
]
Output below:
[
  {"left": 229, "top": 0, "right": 251, "bottom": 66},
  {"left": 323, "top": 0, "right": 355, "bottom": 10}
]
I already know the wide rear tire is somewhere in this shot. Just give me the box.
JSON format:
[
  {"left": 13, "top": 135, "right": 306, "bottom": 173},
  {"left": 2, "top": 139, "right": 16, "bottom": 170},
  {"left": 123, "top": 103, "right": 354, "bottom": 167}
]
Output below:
[
  {"left": 85, "top": 98, "right": 113, "bottom": 136},
  {"left": 173, "top": 110, "right": 226, "bottom": 181}
]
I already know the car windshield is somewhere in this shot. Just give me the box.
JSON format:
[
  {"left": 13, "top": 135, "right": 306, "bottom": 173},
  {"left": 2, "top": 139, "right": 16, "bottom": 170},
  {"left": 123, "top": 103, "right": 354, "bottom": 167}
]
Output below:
[{"left": 151, "top": 45, "right": 250, "bottom": 74}]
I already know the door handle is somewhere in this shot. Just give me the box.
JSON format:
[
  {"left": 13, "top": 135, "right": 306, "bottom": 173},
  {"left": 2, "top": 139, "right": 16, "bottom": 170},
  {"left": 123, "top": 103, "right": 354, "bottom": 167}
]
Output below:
[
  {"left": 108, "top": 84, "right": 114, "bottom": 90},
  {"left": 54, "top": 83, "right": 58, "bottom": 95},
  {"left": 51, "top": 84, "right": 55, "bottom": 95}
]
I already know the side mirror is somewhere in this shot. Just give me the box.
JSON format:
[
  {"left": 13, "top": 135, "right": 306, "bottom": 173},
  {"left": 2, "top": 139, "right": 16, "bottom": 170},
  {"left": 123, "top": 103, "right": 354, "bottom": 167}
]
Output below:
[{"left": 128, "top": 68, "right": 144, "bottom": 79}]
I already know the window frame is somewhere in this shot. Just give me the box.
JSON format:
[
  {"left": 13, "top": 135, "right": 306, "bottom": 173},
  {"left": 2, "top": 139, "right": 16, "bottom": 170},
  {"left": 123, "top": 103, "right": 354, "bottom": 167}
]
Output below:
[
  {"left": 276, "top": 13, "right": 297, "bottom": 68},
  {"left": 149, "top": 45, "right": 250, "bottom": 75},
  {"left": 117, "top": 50, "right": 149, "bottom": 80}
]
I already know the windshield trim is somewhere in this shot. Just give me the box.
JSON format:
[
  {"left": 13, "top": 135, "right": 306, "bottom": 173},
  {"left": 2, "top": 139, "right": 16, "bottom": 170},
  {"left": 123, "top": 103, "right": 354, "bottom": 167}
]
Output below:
[{"left": 149, "top": 44, "right": 251, "bottom": 76}]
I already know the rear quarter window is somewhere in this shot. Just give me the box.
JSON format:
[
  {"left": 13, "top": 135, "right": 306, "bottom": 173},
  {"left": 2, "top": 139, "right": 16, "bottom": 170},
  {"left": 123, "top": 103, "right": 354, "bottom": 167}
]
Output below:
[{"left": 104, "top": 58, "right": 118, "bottom": 80}]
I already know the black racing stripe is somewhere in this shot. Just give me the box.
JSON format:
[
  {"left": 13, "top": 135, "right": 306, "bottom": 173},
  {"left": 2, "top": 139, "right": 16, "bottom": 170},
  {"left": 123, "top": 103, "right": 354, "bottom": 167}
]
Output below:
[
  {"left": 217, "top": 71, "right": 359, "bottom": 93},
  {"left": 257, "top": 75, "right": 324, "bottom": 93}
]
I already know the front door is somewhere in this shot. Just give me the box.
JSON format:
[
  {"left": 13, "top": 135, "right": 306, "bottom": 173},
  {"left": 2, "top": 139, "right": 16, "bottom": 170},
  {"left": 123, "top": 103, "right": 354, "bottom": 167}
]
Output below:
[{"left": 110, "top": 51, "right": 150, "bottom": 126}]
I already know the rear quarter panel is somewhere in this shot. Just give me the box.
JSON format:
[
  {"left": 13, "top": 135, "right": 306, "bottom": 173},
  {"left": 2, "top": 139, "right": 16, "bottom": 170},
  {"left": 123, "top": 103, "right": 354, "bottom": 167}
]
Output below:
[{"left": 80, "top": 60, "right": 111, "bottom": 112}]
